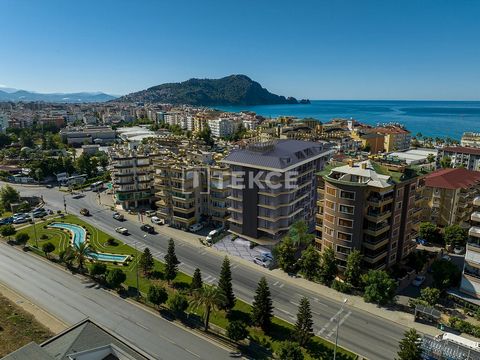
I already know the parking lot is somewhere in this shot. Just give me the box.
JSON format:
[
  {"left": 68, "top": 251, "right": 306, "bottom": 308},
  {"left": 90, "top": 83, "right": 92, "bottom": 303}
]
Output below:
[{"left": 213, "top": 234, "right": 272, "bottom": 266}]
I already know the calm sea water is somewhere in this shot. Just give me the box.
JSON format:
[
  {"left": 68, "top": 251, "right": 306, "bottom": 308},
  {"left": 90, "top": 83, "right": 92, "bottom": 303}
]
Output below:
[{"left": 215, "top": 100, "right": 480, "bottom": 140}]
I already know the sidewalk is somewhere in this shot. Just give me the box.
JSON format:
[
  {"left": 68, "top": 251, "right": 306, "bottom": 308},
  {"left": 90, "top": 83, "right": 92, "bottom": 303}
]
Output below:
[
  {"left": 0, "top": 282, "right": 67, "bottom": 334},
  {"left": 104, "top": 193, "right": 443, "bottom": 338}
]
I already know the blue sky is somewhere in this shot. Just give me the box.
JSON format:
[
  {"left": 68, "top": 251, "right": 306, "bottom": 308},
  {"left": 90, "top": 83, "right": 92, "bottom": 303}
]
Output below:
[{"left": 1, "top": 0, "right": 479, "bottom": 100}]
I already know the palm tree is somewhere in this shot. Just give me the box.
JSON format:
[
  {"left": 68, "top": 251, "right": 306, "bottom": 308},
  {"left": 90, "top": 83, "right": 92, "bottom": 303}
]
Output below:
[
  {"left": 73, "top": 242, "right": 91, "bottom": 270},
  {"left": 191, "top": 286, "right": 226, "bottom": 331},
  {"left": 60, "top": 246, "right": 75, "bottom": 269}
]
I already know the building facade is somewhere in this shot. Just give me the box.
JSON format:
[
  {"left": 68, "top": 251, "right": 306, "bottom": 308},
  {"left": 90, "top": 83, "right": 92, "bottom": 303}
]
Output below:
[
  {"left": 440, "top": 146, "right": 480, "bottom": 171},
  {"left": 461, "top": 132, "right": 480, "bottom": 148},
  {"left": 460, "top": 196, "right": 480, "bottom": 298},
  {"left": 222, "top": 139, "right": 333, "bottom": 244}
]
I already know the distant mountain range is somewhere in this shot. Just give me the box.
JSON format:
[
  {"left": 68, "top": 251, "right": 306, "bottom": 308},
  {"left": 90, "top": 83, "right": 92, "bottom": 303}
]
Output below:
[
  {"left": 114, "top": 75, "right": 308, "bottom": 106},
  {"left": 0, "top": 89, "right": 117, "bottom": 103}
]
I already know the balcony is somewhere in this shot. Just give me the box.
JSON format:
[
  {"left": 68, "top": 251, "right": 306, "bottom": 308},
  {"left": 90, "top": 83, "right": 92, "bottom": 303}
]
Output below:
[
  {"left": 363, "top": 237, "right": 389, "bottom": 251},
  {"left": 366, "top": 194, "right": 394, "bottom": 206},
  {"left": 474, "top": 196, "right": 480, "bottom": 206},
  {"left": 471, "top": 212, "right": 480, "bottom": 223},
  {"left": 364, "top": 223, "right": 390, "bottom": 237},
  {"left": 363, "top": 251, "right": 388, "bottom": 264},
  {"left": 469, "top": 226, "right": 480, "bottom": 239},
  {"left": 365, "top": 210, "right": 392, "bottom": 223}
]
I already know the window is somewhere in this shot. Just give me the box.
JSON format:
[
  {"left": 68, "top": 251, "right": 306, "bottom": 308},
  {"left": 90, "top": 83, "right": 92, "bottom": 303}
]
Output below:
[
  {"left": 391, "top": 241, "right": 398, "bottom": 249},
  {"left": 338, "top": 218, "right": 353, "bottom": 228},
  {"left": 336, "top": 245, "right": 351, "bottom": 255},
  {"left": 397, "top": 189, "right": 401, "bottom": 197},
  {"left": 324, "top": 226, "right": 334, "bottom": 236},
  {"left": 390, "top": 254, "right": 397, "bottom": 261},
  {"left": 339, "top": 204, "right": 354, "bottom": 214},
  {"left": 325, "top": 200, "right": 335, "bottom": 210},
  {"left": 324, "top": 213, "right": 335, "bottom": 224},
  {"left": 326, "top": 187, "right": 337, "bottom": 196},
  {"left": 340, "top": 190, "right": 355, "bottom": 200},
  {"left": 396, "top": 202, "right": 402, "bottom": 210},
  {"left": 392, "top": 228, "right": 399, "bottom": 237},
  {"left": 337, "top": 232, "right": 352, "bottom": 241}
]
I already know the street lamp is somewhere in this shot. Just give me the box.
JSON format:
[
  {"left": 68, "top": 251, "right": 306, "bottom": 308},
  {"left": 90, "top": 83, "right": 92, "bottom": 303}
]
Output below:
[{"left": 333, "top": 298, "right": 348, "bottom": 360}]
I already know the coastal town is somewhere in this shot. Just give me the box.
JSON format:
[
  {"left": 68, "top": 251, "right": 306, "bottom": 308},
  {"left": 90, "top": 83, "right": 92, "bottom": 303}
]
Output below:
[{"left": 0, "top": 98, "right": 480, "bottom": 360}]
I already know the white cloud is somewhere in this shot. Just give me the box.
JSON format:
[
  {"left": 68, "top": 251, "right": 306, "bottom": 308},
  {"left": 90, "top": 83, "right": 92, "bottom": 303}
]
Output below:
[{"left": 0, "top": 84, "right": 6, "bottom": 88}]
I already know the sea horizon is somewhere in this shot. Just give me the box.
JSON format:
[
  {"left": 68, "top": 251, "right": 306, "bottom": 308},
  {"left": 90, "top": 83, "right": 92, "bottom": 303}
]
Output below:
[{"left": 214, "top": 99, "right": 480, "bottom": 140}]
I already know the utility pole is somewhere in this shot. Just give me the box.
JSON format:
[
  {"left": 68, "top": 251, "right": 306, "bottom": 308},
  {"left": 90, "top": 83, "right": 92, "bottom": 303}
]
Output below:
[
  {"left": 63, "top": 195, "right": 67, "bottom": 213},
  {"left": 135, "top": 240, "right": 141, "bottom": 299},
  {"left": 333, "top": 298, "right": 348, "bottom": 360},
  {"left": 31, "top": 212, "right": 38, "bottom": 248}
]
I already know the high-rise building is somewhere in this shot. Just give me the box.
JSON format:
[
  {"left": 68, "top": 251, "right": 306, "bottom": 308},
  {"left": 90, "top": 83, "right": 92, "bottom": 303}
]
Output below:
[
  {"left": 315, "top": 160, "right": 423, "bottom": 270},
  {"left": 460, "top": 196, "right": 480, "bottom": 298},
  {"left": 222, "top": 139, "right": 333, "bottom": 244}
]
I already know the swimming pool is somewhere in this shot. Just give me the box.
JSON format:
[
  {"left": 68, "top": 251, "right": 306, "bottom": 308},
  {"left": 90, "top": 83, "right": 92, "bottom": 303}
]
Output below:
[{"left": 49, "top": 222, "right": 129, "bottom": 263}]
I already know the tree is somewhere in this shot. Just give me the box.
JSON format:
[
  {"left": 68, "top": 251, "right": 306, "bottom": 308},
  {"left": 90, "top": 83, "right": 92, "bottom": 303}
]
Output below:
[
  {"left": 289, "top": 221, "right": 314, "bottom": 246},
  {"left": 147, "top": 285, "right": 168, "bottom": 309},
  {"left": 198, "top": 125, "right": 214, "bottom": 147},
  {"left": 418, "top": 222, "right": 440, "bottom": 244},
  {"left": 59, "top": 246, "right": 75, "bottom": 269},
  {"left": 318, "top": 247, "right": 337, "bottom": 286},
  {"left": 0, "top": 185, "right": 20, "bottom": 211},
  {"left": 167, "top": 293, "right": 189, "bottom": 316},
  {"left": 427, "top": 153, "right": 436, "bottom": 163},
  {"left": 0, "top": 224, "right": 16, "bottom": 238},
  {"left": 226, "top": 320, "right": 248, "bottom": 343},
  {"left": 361, "top": 270, "right": 396, "bottom": 305},
  {"left": 277, "top": 341, "right": 304, "bottom": 360},
  {"left": 431, "top": 259, "right": 461, "bottom": 290},
  {"left": 444, "top": 225, "right": 467, "bottom": 247},
  {"left": 191, "top": 268, "right": 203, "bottom": 292},
  {"left": 251, "top": 277, "right": 273, "bottom": 332},
  {"left": 298, "top": 245, "right": 320, "bottom": 281},
  {"left": 164, "top": 238, "right": 179, "bottom": 284},
  {"left": 344, "top": 250, "right": 362, "bottom": 287},
  {"left": 396, "top": 328, "right": 422, "bottom": 360},
  {"left": 294, "top": 297, "right": 314, "bottom": 347},
  {"left": 139, "top": 247, "right": 155, "bottom": 276},
  {"left": 106, "top": 268, "right": 126, "bottom": 290},
  {"left": 440, "top": 156, "right": 452, "bottom": 169},
  {"left": 15, "top": 232, "right": 29, "bottom": 247},
  {"left": 274, "top": 237, "right": 297, "bottom": 273},
  {"left": 90, "top": 262, "right": 107, "bottom": 278},
  {"left": 191, "top": 285, "right": 226, "bottom": 331},
  {"left": 218, "top": 256, "right": 236, "bottom": 312},
  {"left": 420, "top": 287, "right": 441, "bottom": 307},
  {"left": 42, "top": 242, "right": 55, "bottom": 258},
  {"left": 73, "top": 242, "right": 90, "bottom": 270}
]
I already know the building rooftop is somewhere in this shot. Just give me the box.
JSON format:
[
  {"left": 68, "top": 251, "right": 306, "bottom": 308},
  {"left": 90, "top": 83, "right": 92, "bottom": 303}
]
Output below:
[
  {"left": 425, "top": 168, "right": 480, "bottom": 190},
  {"left": 324, "top": 160, "right": 393, "bottom": 188},
  {"left": 443, "top": 146, "right": 480, "bottom": 155},
  {"left": 222, "top": 139, "right": 332, "bottom": 171}
]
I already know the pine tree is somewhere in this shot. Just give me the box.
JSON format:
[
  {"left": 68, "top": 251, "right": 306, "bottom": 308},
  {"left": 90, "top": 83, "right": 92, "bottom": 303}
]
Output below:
[
  {"left": 191, "top": 268, "right": 203, "bottom": 292},
  {"left": 164, "top": 238, "right": 179, "bottom": 284},
  {"left": 139, "top": 247, "right": 154, "bottom": 275},
  {"left": 252, "top": 277, "right": 273, "bottom": 332},
  {"left": 218, "top": 256, "right": 236, "bottom": 312},
  {"left": 294, "top": 297, "right": 314, "bottom": 347},
  {"left": 344, "top": 249, "right": 362, "bottom": 287},
  {"left": 396, "top": 328, "right": 422, "bottom": 360}
]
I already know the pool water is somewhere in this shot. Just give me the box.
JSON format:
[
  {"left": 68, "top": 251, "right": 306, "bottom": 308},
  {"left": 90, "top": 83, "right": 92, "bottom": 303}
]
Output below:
[{"left": 49, "top": 222, "right": 129, "bottom": 263}]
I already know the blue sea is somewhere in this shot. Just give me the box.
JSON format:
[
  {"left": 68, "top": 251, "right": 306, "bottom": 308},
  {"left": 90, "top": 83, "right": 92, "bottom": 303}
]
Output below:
[{"left": 215, "top": 100, "right": 480, "bottom": 140}]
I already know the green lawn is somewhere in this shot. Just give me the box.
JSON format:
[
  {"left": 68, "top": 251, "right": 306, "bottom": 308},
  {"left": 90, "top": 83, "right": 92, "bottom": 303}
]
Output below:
[{"left": 16, "top": 215, "right": 357, "bottom": 360}]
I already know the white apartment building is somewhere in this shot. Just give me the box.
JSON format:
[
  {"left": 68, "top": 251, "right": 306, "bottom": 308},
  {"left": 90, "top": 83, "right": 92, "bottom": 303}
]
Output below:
[
  {"left": 461, "top": 132, "right": 480, "bottom": 148},
  {"left": 164, "top": 112, "right": 187, "bottom": 129},
  {"left": 460, "top": 196, "right": 480, "bottom": 298},
  {"left": 0, "top": 113, "right": 9, "bottom": 133},
  {"left": 208, "top": 118, "right": 240, "bottom": 138}
]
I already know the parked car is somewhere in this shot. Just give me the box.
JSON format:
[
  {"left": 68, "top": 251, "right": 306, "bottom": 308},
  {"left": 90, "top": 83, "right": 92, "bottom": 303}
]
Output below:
[
  {"left": 151, "top": 216, "right": 164, "bottom": 225},
  {"left": 113, "top": 212, "right": 124, "bottom": 221},
  {"left": 145, "top": 210, "right": 157, "bottom": 217},
  {"left": 229, "top": 352, "right": 242, "bottom": 358},
  {"left": 33, "top": 210, "right": 46, "bottom": 218},
  {"left": 115, "top": 227, "right": 128, "bottom": 235},
  {"left": 412, "top": 275, "right": 426, "bottom": 287},
  {"left": 188, "top": 223, "right": 203, "bottom": 232},
  {"left": 80, "top": 208, "right": 90, "bottom": 216},
  {"left": 140, "top": 224, "right": 155, "bottom": 234},
  {"left": 0, "top": 217, "right": 13, "bottom": 225},
  {"left": 454, "top": 246, "right": 465, "bottom": 255},
  {"left": 46, "top": 184, "right": 53, "bottom": 188},
  {"left": 13, "top": 217, "right": 28, "bottom": 224},
  {"left": 253, "top": 256, "right": 271, "bottom": 268}
]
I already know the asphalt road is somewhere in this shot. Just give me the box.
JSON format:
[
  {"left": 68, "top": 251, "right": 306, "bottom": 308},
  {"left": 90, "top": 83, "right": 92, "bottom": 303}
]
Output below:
[
  {"left": 0, "top": 241, "right": 231, "bottom": 360},
  {"left": 10, "top": 184, "right": 408, "bottom": 359}
]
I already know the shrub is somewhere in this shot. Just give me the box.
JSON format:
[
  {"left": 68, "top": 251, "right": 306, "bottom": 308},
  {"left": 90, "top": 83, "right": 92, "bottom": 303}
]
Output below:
[
  {"left": 107, "top": 237, "right": 116, "bottom": 246},
  {"left": 15, "top": 232, "right": 30, "bottom": 246},
  {"left": 106, "top": 268, "right": 126, "bottom": 289},
  {"left": 40, "top": 234, "right": 49, "bottom": 240},
  {"left": 226, "top": 320, "right": 248, "bottom": 342},
  {"left": 90, "top": 262, "right": 107, "bottom": 277},
  {"left": 167, "top": 293, "right": 189, "bottom": 315},
  {"left": 331, "top": 279, "right": 352, "bottom": 294}
]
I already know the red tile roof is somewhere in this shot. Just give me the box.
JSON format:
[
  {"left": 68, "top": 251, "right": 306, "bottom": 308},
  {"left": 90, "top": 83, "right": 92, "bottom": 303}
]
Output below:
[
  {"left": 442, "top": 146, "right": 480, "bottom": 156},
  {"left": 425, "top": 167, "right": 480, "bottom": 190}
]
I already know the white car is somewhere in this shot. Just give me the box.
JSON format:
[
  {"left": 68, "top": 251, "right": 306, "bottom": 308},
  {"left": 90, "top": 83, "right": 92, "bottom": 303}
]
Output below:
[
  {"left": 412, "top": 275, "right": 426, "bottom": 287},
  {"left": 13, "top": 217, "right": 28, "bottom": 224},
  {"left": 253, "top": 256, "right": 271, "bottom": 268},
  {"left": 115, "top": 227, "right": 128, "bottom": 235},
  {"left": 188, "top": 223, "right": 203, "bottom": 232},
  {"left": 151, "top": 216, "right": 164, "bottom": 225}
]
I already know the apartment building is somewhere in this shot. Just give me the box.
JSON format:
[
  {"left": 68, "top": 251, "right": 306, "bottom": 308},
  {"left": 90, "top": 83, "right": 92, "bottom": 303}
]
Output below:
[
  {"left": 222, "top": 139, "right": 333, "bottom": 244},
  {"left": 460, "top": 196, "right": 480, "bottom": 298},
  {"left": 0, "top": 113, "right": 9, "bottom": 133},
  {"left": 423, "top": 168, "right": 480, "bottom": 228},
  {"left": 350, "top": 130, "right": 385, "bottom": 154},
  {"left": 461, "top": 132, "right": 480, "bottom": 148},
  {"left": 208, "top": 118, "right": 240, "bottom": 138},
  {"left": 315, "top": 160, "right": 423, "bottom": 270},
  {"left": 440, "top": 146, "right": 480, "bottom": 171},
  {"left": 110, "top": 145, "right": 156, "bottom": 210},
  {"left": 154, "top": 150, "right": 230, "bottom": 229},
  {"left": 373, "top": 125, "right": 411, "bottom": 152}
]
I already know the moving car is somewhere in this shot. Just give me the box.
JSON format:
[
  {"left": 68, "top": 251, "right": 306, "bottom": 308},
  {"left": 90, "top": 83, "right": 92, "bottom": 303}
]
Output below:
[
  {"left": 140, "top": 224, "right": 155, "bottom": 234},
  {"left": 145, "top": 210, "right": 156, "bottom": 217},
  {"left": 115, "top": 227, "right": 128, "bottom": 235},
  {"left": 80, "top": 208, "right": 90, "bottom": 216},
  {"left": 113, "top": 212, "right": 124, "bottom": 221},
  {"left": 151, "top": 216, "right": 164, "bottom": 225},
  {"left": 188, "top": 223, "right": 203, "bottom": 232},
  {"left": 253, "top": 256, "right": 271, "bottom": 268},
  {"left": 412, "top": 275, "right": 426, "bottom": 287}
]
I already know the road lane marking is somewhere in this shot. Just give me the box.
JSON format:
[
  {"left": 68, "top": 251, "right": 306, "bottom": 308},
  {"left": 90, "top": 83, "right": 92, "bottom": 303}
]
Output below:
[
  {"left": 279, "top": 283, "right": 284, "bottom": 288},
  {"left": 135, "top": 322, "right": 150, "bottom": 331},
  {"left": 273, "top": 281, "right": 279, "bottom": 286}
]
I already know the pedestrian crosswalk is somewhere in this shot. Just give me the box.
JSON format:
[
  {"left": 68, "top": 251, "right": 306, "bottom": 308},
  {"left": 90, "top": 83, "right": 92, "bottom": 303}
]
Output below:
[{"left": 317, "top": 308, "right": 352, "bottom": 339}]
